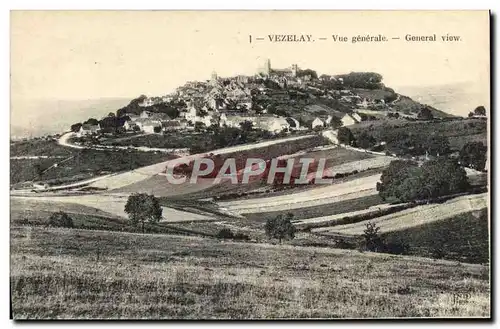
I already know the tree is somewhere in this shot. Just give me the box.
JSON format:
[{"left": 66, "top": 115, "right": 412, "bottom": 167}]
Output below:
[
  {"left": 239, "top": 120, "right": 254, "bottom": 132},
  {"left": 83, "top": 118, "right": 100, "bottom": 125},
  {"left": 337, "top": 127, "right": 355, "bottom": 145},
  {"left": 420, "top": 159, "right": 469, "bottom": 199},
  {"left": 425, "top": 135, "right": 450, "bottom": 157},
  {"left": 124, "top": 193, "right": 163, "bottom": 233},
  {"left": 376, "top": 160, "right": 419, "bottom": 202},
  {"left": 459, "top": 142, "right": 487, "bottom": 171},
  {"left": 357, "top": 131, "right": 376, "bottom": 149},
  {"left": 216, "top": 228, "right": 234, "bottom": 239},
  {"left": 116, "top": 95, "right": 148, "bottom": 117},
  {"left": 297, "top": 69, "right": 318, "bottom": 80},
  {"left": 47, "top": 211, "right": 74, "bottom": 228},
  {"left": 362, "top": 222, "right": 384, "bottom": 252},
  {"left": 335, "top": 72, "right": 383, "bottom": 89},
  {"left": 70, "top": 123, "right": 82, "bottom": 132},
  {"left": 417, "top": 107, "right": 434, "bottom": 120},
  {"left": 377, "top": 159, "right": 469, "bottom": 203},
  {"left": 474, "top": 106, "right": 486, "bottom": 116},
  {"left": 108, "top": 112, "right": 116, "bottom": 117},
  {"left": 265, "top": 213, "right": 296, "bottom": 243},
  {"left": 328, "top": 116, "right": 343, "bottom": 129},
  {"left": 194, "top": 121, "right": 206, "bottom": 132}
]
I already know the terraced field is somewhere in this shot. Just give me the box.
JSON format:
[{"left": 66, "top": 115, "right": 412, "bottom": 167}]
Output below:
[
  {"left": 384, "top": 209, "right": 489, "bottom": 264},
  {"left": 243, "top": 194, "right": 383, "bottom": 224},
  {"left": 87, "top": 134, "right": 319, "bottom": 191},
  {"left": 11, "top": 194, "right": 215, "bottom": 223},
  {"left": 308, "top": 156, "right": 393, "bottom": 181},
  {"left": 313, "top": 193, "right": 488, "bottom": 236},
  {"left": 217, "top": 173, "right": 382, "bottom": 215}
]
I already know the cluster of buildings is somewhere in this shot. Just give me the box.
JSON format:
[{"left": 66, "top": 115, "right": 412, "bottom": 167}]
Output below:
[
  {"left": 76, "top": 111, "right": 185, "bottom": 137},
  {"left": 76, "top": 59, "right": 377, "bottom": 138}
]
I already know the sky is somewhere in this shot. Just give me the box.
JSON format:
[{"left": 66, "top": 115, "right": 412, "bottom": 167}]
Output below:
[{"left": 11, "top": 10, "right": 490, "bottom": 112}]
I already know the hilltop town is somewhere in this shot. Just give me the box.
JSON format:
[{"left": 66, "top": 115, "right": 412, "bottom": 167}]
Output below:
[{"left": 69, "top": 59, "right": 453, "bottom": 145}]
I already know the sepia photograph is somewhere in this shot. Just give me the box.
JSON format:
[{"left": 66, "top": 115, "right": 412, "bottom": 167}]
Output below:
[{"left": 9, "top": 10, "right": 490, "bottom": 319}]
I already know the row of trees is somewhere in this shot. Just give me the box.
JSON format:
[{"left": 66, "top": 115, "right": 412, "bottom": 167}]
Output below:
[
  {"left": 123, "top": 193, "right": 297, "bottom": 243},
  {"left": 338, "top": 126, "right": 488, "bottom": 169},
  {"left": 338, "top": 127, "right": 452, "bottom": 157},
  {"left": 376, "top": 159, "right": 470, "bottom": 203},
  {"left": 468, "top": 106, "right": 487, "bottom": 118}
]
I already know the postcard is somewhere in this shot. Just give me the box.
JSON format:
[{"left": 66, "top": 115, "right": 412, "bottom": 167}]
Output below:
[{"left": 10, "top": 10, "right": 490, "bottom": 320}]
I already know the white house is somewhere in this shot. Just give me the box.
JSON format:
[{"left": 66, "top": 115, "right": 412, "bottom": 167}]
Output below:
[
  {"left": 124, "top": 121, "right": 139, "bottom": 131},
  {"left": 140, "top": 110, "right": 154, "bottom": 119},
  {"left": 341, "top": 114, "right": 361, "bottom": 127},
  {"left": 351, "top": 112, "right": 363, "bottom": 122},
  {"left": 138, "top": 98, "right": 155, "bottom": 107},
  {"left": 184, "top": 106, "right": 198, "bottom": 122},
  {"left": 256, "top": 117, "right": 290, "bottom": 134},
  {"left": 143, "top": 122, "right": 162, "bottom": 134}
]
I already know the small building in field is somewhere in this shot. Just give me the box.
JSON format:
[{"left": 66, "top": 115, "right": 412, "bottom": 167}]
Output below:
[
  {"left": 255, "top": 116, "right": 290, "bottom": 134},
  {"left": 351, "top": 112, "right": 363, "bottom": 123},
  {"left": 124, "top": 120, "right": 139, "bottom": 131},
  {"left": 77, "top": 124, "right": 101, "bottom": 137},
  {"left": 142, "top": 122, "right": 162, "bottom": 134},
  {"left": 341, "top": 113, "right": 361, "bottom": 126}
]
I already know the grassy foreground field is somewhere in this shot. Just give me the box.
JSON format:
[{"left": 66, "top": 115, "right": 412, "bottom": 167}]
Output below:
[{"left": 11, "top": 226, "right": 490, "bottom": 319}]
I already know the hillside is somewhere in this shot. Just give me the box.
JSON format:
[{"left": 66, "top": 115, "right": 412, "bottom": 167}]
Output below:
[
  {"left": 113, "top": 70, "right": 456, "bottom": 131},
  {"left": 384, "top": 209, "right": 489, "bottom": 264},
  {"left": 11, "top": 97, "right": 130, "bottom": 139},
  {"left": 11, "top": 226, "right": 490, "bottom": 319}
]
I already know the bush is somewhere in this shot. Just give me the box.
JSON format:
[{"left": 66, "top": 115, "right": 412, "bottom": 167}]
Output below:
[
  {"left": 233, "top": 232, "right": 250, "bottom": 241},
  {"left": 334, "top": 238, "right": 357, "bottom": 250},
  {"left": 47, "top": 211, "right": 74, "bottom": 228},
  {"left": 459, "top": 142, "right": 487, "bottom": 171},
  {"left": 383, "top": 241, "right": 410, "bottom": 255},
  {"left": 362, "top": 222, "right": 384, "bottom": 252},
  {"left": 216, "top": 228, "right": 250, "bottom": 241},
  {"left": 265, "top": 214, "right": 296, "bottom": 243},
  {"left": 216, "top": 228, "right": 234, "bottom": 239}
]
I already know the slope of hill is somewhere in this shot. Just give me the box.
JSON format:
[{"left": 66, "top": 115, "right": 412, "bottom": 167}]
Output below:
[
  {"left": 11, "top": 226, "right": 490, "bottom": 319},
  {"left": 397, "top": 82, "right": 489, "bottom": 118},
  {"left": 11, "top": 97, "right": 131, "bottom": 139},
  {"left": 313, "top": 193, "right": 487, "bottom": 236}
]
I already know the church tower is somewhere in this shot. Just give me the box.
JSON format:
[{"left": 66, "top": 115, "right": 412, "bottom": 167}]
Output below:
[
  {"left": 211, "top": 71, "right": 218, "bottom": 82},
  {"left": 264, "top": 58, "right": 271, "bottom": 75}
]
